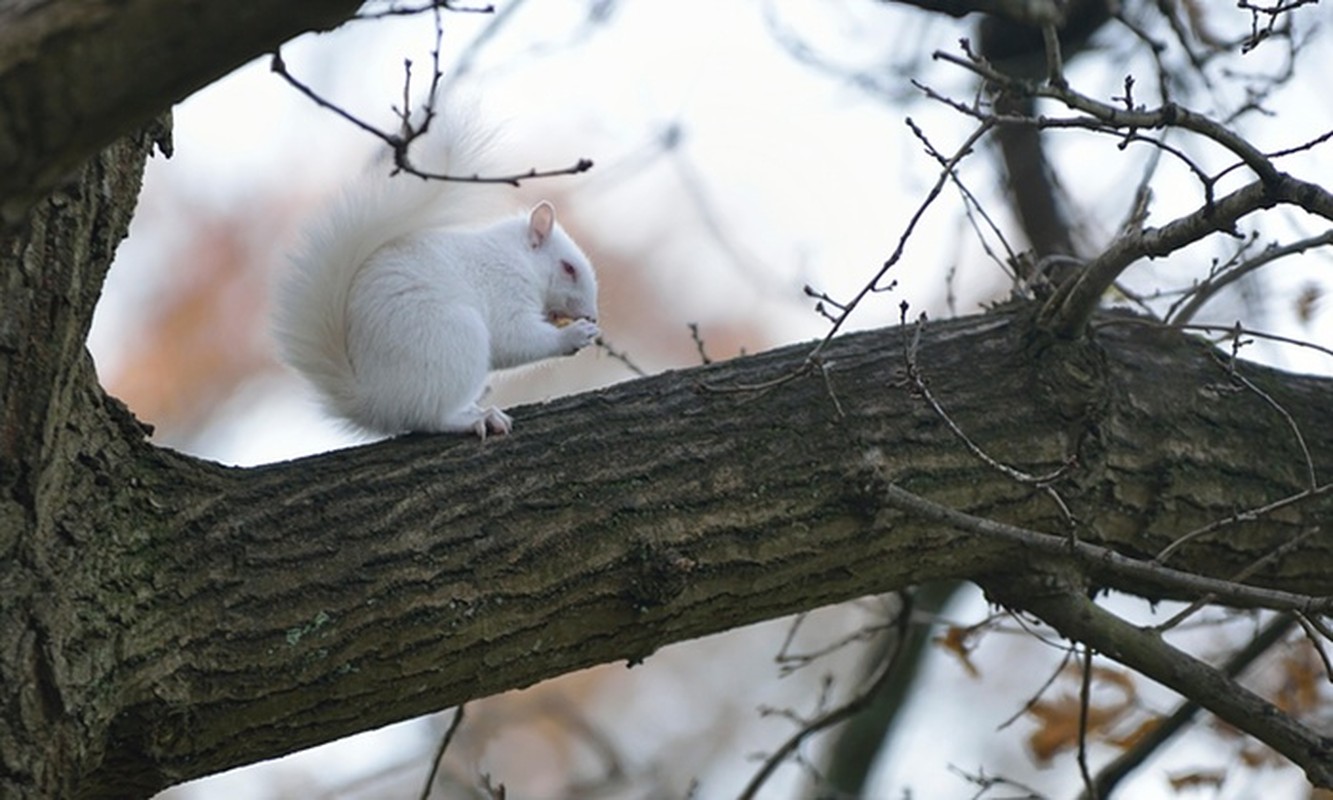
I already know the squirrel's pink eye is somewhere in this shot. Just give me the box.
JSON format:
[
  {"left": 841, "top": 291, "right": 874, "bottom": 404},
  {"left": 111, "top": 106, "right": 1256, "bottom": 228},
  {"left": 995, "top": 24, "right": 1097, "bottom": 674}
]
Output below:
[{"left": 561, "top": 261, "right": 577, "bottom": 278}]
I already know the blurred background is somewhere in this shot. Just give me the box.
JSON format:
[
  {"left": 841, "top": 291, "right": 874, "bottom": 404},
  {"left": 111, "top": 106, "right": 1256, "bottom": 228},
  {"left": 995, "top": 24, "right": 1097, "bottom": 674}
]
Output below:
[{"left": 85, "top": 1, "right": 1333, "bottom": 798}]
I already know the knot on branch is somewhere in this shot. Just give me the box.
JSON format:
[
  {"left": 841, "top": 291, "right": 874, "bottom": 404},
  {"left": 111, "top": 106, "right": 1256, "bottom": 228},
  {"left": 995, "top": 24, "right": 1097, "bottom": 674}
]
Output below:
[
  {"left": 1025, "top": 317, "right": 1111, "bottom": 482},
  {"left": 626, "top": 542, "right": 697, "bottom": 612}
]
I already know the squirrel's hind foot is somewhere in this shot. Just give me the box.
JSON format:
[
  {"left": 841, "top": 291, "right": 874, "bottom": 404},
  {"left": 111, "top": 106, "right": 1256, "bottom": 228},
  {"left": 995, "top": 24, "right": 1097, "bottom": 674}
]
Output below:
[{"left": 443, "top": 404, "right": 513, "bottom": 439}]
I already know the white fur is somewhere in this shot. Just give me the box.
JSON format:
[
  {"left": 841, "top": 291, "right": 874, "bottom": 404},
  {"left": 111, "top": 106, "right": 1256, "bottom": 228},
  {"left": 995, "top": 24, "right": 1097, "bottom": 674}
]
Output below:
[{"left": 273, "top": 119, "right": 599, "bottom": 438}]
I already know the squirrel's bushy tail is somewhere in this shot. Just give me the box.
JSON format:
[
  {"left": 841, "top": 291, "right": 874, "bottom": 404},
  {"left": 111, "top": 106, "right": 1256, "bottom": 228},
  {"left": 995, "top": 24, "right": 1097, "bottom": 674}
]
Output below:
[{"left": 273, "top": 114, "right": 498, "bottom": 425}]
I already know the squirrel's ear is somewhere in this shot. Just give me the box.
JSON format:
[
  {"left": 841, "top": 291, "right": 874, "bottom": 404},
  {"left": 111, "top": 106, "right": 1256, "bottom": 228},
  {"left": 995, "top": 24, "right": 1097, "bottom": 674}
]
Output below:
[{"left": 528, "top": 201, "right": 556, "bottom": 249}]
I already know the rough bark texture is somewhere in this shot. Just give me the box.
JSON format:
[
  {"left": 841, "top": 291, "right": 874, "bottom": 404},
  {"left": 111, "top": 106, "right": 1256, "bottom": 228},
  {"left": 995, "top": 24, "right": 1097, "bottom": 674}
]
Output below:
[{"left": 0, "top": 0, "right": 360, "bottom": 221}]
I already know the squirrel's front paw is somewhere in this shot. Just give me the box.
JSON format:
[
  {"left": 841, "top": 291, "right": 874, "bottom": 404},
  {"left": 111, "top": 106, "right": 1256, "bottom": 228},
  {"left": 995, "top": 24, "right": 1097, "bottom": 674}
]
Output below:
[{"left": 559, "top": 319, "right": 600, "bottom": 354}]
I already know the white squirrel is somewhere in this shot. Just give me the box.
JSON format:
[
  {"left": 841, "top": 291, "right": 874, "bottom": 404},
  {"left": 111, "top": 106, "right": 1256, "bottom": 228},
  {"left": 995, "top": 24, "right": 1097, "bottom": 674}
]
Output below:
[{"left": 273, "top": 119, "right": 599, "bottom": 438}]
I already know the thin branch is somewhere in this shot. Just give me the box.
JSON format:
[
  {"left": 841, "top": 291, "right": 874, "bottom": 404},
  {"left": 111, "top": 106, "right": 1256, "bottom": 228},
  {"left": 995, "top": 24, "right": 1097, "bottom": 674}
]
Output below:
[
  {"left": 1295, "top": 614, "right": 1333, "bottom": 684},
  {"left": 1040, "top": 22, "right": 1066, "bottom": 88},
  {"left": 1154, "top": 527, "right": 1318, "bottom": 633},
  {"left": 703, "top": 118, "right": 994, "bottom": 395},
  {"left": 924, "top": 40, "right": 1333, "bottom": 337},
  {"left": 269, "top": 49, "right": 592, "bottom": 187},
  {"left": 595, "top": 336, "right": 647, "bottom": 378},
  {"left": 1039, "top": 176, "right": 1333, "bottom": 338},
  {"left": 948, "top": 765, "right": 1050, "bottom": 800},
  {"left": 1079, "top": 613, "right": 1299, "bottom": 799},
  {"left": 869, "top": 475, "right": 1332, "bottom": 616},
  {"left": 1076, "top": 645, "right": 1098, "bottom": 799},
  {"left": 908, "top": 115, "right": 1019, "bottom": 279},
  {"left": 1300, "top": 613, "right": 1333, "bottom": 654},
  {"left": 807, "top": 118, "right": 995, "bottom": 358},
  {"left": 737, "top": 593, "right": 912, "bottom": 800},
  {"left": 997, "top": 645, "right": 1079, "bottom": 731},
  {"left": 1215, "top": 339, "right": 1318, "bottom": 489},
  {"left": 357, "top": 1, "right": 495, "bottom": 18},
  {"left": 915, "top": 77, "right": 1221, "bottom": 199},
  {"left": 774, "top": 599, "right": 901, "bottom": 676},
  {"left": 687, "top": 322, "right": 712, "bottom": 366},
  {"left": 270, "top": 50, "right": 393, "bottom": 142},
  {"left": 986, "top": 582, "right": 1333, "bottom": 788},
  {"left": 1154, "top": 484, "right": 1333, "bottom": 565},
  {"left": 1239, "top": 0, "right": 1320, "bottom": 52},
  {"left": 419, "top": 705, "right": 466, "bottom": 800},
  {"left": 1169, "top": 229, "right": 1333, "bottom": 324},
  {"left": 934, "top": 48, "right": 1284, "bottom": 185},
  {"left": 1092, "top": 316, "right": 1333, "bottom": 362},
  {"left": 901, "top": 312, "right": 1067, "bottom": 488}
]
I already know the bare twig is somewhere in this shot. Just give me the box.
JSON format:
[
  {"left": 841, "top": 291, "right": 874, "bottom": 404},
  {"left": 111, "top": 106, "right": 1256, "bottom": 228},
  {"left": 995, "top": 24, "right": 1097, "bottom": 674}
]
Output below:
[
  {"left": 703, "top": 119, "right": 993, "bottom": 396},
  {"left": 996, "top": 645, "right": 1079, "bottom": 731},
  {"left": 1040, "top": 22, "right": 1066, "bottom": 88},
  {"left": 774, "top": 599, "right": 901, "bottom": 676},
  {"left": 869, "top": 475, "right": 1332, "bottom": 616},
  {"left": 419, "top": 705, "right": 466, "bottom": 800},
  {"left": 1079, "top": 613, "right": 1299, "bottom": 799},
  {"left": 269, "top": 47, "right": 592, "bottom": 187},
  {"left": 907, "top": 117, "right": 1019, "bottom": 280},
  {"left": 1092, "top": 316, "right": 1333, "bottom": 362},
  {"left": 986, "top": 581, "right": 1333, "bottom": 788},
  {"left": 738, "top": 593, "right": 912, "bottom": 800},
  {"left": 804, "top": 285, "right": 851, "bottom": 324},
  {"left": 1154, "top": 483, "right": 1332, "bottom": 565},
  {"left": 1239, "top": 0, "right": 1319, "bottom": 52},
  {"left": 1154, "top": 527, "right": 1318, "bottom": 633},
  {"left": 1076, "top": 645, "right": 1098, "bottom": 800},
  {"left": 1169, "top": 229, "right": 1333, "bottom": 324},
  {"left": 922, "top": 40, "right": 1333, "bottom": 337},
  {"left": 898, "top": 310, "right": 1076, "bottom": 532},
  {"left": 937, "top": 48, "right": 1282, "bottom": 184},
  {"left": 686, "top": 322, "right": 712, "bottom": 366},
  {"left": 1214, "top": 334, "right": 1318, "bottom": 489},
  {"left": 595, "top": 336, "right": 647, "bottom": 378},
  {"left": 1039, "top": 176, "right": 1333, "bottom": 338},
  {"left": 808, "top": 118, "right": 995, "bottom": 358},
  {"left": 357, "top": 1, "right": 495, "bottom": 18},
  {"left": 948, "top": 765, "right": 1049, "bottom": 800},
  {"left": 1295, "top": 614, "right": 1333, "bottom": 684}
]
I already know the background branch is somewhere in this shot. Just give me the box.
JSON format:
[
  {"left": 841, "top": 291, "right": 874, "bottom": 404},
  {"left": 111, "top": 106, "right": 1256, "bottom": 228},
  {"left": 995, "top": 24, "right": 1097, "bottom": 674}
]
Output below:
[
  {"left": 1079, "top": 613, "right": 1300, "bottom": 799},
  {"left": 986, "top": 581, "right": 1333, "bottom": 787}
]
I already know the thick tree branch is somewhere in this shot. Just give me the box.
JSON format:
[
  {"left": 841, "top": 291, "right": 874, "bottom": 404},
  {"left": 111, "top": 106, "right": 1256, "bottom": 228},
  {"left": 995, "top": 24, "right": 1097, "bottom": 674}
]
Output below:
[
  {"left": 7, "top": 306, "right": 1328, "bottom": 797},
  {"left": 0, "top": 0, "right": 361, "bottom": 222}
]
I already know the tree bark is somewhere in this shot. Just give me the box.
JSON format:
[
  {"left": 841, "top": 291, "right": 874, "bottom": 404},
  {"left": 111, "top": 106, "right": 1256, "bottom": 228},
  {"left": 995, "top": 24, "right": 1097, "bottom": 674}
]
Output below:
[{"left": 0, "top": 0, "right": 360, "bottom": 222}]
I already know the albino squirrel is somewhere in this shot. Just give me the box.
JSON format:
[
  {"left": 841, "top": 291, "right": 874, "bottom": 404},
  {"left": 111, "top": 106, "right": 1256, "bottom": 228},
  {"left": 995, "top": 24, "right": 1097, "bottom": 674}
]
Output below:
[{"left": 272, "top": 119, "right": 599, "bottom": 438}]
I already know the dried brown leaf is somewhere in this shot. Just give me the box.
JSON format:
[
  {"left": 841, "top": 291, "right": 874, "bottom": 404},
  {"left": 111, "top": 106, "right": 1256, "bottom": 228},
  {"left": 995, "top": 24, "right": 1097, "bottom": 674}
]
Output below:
[
  {"left": 1167, "top": 769, "right": 1226, "bottom": 791},
  {"left": 933, "top": 625, "right": 981, "bottom": 678},
  {"left": 1025, "top": 693, "right": 1131, "bottom": 765},
  {"left": 1106, "top": 715, "right": 1162, "bottom": 751}
]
